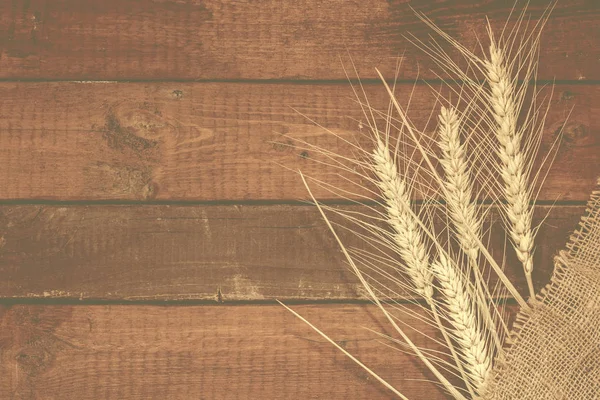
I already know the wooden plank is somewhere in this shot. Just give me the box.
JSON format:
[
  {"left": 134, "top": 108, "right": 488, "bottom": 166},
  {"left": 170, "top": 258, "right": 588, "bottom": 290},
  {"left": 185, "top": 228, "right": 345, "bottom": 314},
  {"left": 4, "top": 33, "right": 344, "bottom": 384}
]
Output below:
[
  {"left": 0, "top": 82, "right": 597, "bottom": 201},
  {"left": 0, "top": 0, "right": 597, "bottom": 80},
  {"left": 0, "top": 303, "right": 515, "bottom": 399},
  {"left": 0, "top": 204, "right": 583, "bottom": 301}
]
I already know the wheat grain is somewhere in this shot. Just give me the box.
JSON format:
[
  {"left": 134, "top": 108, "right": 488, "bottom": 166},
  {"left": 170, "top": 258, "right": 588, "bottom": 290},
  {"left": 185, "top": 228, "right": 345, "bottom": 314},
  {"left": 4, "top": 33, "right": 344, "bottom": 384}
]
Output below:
[
  {"left": 485, "top": 40, "right": 536, "bottom": 300},
  {"left": 432, "top": 253, "right": 492, "bottom": 394}
]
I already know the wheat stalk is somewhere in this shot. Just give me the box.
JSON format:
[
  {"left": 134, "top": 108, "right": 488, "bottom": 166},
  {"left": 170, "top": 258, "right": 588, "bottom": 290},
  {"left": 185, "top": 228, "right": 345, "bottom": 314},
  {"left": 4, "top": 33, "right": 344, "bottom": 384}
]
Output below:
[
  {"left": 299, "top": 172, "right": 469, "bottom": 400},
  {"left": 376, "top": 69, "right": 529, "bottom": 311},
  {"left": 278, "top": 5, "right": 557, "bottom": 398},
  {"left": 485, "top": 38, "right": 536, "bottom": 300},
  {"left": 277, "top": 300, "right": 411, "bottom": 400},
  {"left": 432, "top": 252, "right": 492, "bottom": 394}
]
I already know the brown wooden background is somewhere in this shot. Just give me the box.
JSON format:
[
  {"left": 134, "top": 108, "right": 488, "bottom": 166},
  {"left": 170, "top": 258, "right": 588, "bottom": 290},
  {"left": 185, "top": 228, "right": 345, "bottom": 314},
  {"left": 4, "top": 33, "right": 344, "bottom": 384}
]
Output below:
[{"left": 0, "top": 1, "right": 598, "bottom": 399}]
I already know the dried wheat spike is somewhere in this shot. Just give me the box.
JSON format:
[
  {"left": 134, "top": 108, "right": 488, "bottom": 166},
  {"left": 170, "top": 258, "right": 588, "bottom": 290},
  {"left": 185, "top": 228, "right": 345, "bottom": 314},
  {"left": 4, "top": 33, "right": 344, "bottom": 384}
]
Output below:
[
  {"left": 432, "top": 253, "right": 492, "bottom": 394},
  {"left": 485, "top": 42, "right": 535, "bottom": 299},
  {"left": 438, "top": 106, "right": 482, "bottom": 262},
  {"left": 371, "top": 139, "right": 434, "bottom": 300}
]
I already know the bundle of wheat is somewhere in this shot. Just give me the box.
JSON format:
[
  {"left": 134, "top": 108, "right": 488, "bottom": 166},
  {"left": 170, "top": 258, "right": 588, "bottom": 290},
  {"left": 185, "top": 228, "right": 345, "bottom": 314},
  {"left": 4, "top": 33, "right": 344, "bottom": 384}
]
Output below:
[{"left": 279, "top": 2, "right": 598, "bottom": 399}]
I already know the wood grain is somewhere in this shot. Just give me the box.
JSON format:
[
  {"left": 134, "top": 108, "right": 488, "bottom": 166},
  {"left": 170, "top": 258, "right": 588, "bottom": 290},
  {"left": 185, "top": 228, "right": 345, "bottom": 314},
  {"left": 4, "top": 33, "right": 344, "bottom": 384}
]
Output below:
[
  {"left": 0, "top": 82, "right": 597, "bottom": 201},
  {"left": 0, "top": 1, "right": 596, "bottom": 398},
  {"left": 0, "top": 303, "right": 517, "bottom": 399},
  {"left": 0, "top": 204, "right": 583, "bottom": 301},
  {"left": 0, "top": 0, "right": 597, "bottom": 80}
]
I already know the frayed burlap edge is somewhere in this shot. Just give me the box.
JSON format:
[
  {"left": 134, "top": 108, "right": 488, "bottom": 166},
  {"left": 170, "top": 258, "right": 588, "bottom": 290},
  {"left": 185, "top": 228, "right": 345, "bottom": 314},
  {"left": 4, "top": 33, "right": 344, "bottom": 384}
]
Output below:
[{"left": 481, "top": 178, "right": 600, "bottom": 399}]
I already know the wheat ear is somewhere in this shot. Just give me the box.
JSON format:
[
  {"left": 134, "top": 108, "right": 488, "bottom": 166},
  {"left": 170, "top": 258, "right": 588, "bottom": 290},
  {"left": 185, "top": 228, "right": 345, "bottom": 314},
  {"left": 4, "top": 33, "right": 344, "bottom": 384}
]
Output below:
[
  {"left": 374, "top": 124, "right": 492, "bottom": 393},
  {"left": 485, "top": 39, "right": 536, "bottom": 300},
  {"left": 437, "top": 106, "right": 505, "bottom": 346},
  {"left": 375, "top": 68, "right": 529, "bottom": 311},
  {"left": 437, "top": 106, "right": 482, "bottom": 261},
  {"left": 371, "top": 139, "right": 434, "bottom": 300},
  {"left": 371, "top": 136, "right": 482, "bottom": 398},
  {"left": 300, "top": 172, "right": 468, "bottom": 400},
  {"left": 432, "top": 253, "right": 491, "bottom": 393}
]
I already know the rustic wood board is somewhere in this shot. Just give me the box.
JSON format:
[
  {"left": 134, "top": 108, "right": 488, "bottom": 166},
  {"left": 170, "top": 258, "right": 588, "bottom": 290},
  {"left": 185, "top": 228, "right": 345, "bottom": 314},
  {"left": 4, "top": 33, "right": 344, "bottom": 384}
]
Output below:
[
  {"left": 0, "top": 303, "right": 517, "bottom": 399},
  {"left": 0, "top": 1, "right": 597, "bottom": 398},
  {"left": 0, "top": 0, "right": 597, "bottom": 80},
  {"left": 0, "top": 82, "right": 597, "bottom": 201},
  {"left": 0, "top": 204, "right": 583, "bottom": 301}
]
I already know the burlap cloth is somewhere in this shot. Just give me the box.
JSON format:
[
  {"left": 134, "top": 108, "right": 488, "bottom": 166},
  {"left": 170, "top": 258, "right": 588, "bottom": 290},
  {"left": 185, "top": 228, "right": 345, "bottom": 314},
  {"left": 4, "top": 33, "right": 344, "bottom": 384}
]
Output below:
[{"left": 482, "top": 178, "right": 600, "bottom": 399}]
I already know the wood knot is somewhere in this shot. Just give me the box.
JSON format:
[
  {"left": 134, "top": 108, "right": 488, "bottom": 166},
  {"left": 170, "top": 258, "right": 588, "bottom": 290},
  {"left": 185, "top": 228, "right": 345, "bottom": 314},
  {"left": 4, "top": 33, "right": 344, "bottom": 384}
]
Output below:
[
  {"left": 103, "top": 110, "right": 159, "bottom": 153},
  {"left": 557, "top": 122, "right": 591, "bottom": 146},
  {"left": 560, "top": 90, "right": 575, "bottom": 101},
  {"left": 16, "top": 346, "right": 51, "bottom": 375}
]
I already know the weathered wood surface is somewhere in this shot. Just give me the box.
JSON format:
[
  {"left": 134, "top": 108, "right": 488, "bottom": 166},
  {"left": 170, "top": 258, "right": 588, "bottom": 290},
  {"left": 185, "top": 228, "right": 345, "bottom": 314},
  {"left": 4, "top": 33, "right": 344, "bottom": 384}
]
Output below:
[
  {"left": 0, "top": 82, "right": 597, "bottom": 201},
  {"left": 0, "top": 204, "right": 583, "bottom": 301},
  {"left": 0, "top": 0, "right": 597, "bottom": 81},
  {"left": 0, "top": 303, "right": 515, "bottom": 399},
  {"left": 0, "top": 1, "right": 596, "bottom": 399}
]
